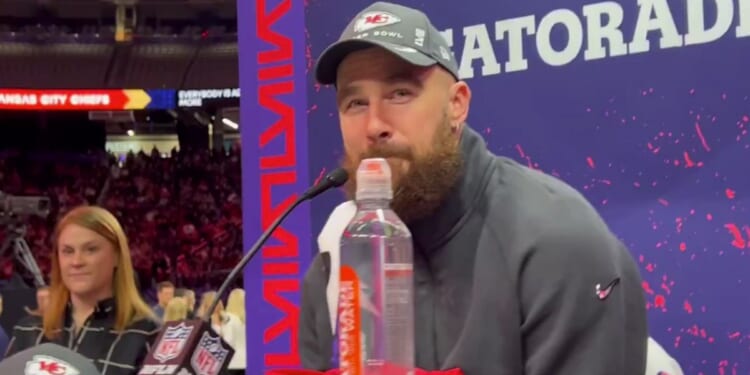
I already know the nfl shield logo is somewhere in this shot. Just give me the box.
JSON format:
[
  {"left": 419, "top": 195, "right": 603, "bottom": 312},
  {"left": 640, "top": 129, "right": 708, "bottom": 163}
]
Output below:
[
  {"left": 190, "top": 331, "right": 229, "bottom": 375},
  {"left": 154, "top": 323, "right": 194, "bottom": 363}
]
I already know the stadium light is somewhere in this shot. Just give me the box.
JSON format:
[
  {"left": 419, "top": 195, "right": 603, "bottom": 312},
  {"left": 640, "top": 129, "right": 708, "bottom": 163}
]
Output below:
[{"left": 222, "top": 118, "right": 238, "bottom": 129}]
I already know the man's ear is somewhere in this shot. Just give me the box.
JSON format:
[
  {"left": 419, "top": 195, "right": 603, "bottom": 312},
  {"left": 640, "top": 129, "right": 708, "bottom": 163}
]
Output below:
[{"left": 449, "top": 81, "right": 471, "bottom": 132}]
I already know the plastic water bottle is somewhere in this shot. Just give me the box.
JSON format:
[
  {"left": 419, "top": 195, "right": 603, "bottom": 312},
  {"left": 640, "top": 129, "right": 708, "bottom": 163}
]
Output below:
[{"left": 338, "top": 158, "right": 415, "bottom": 375}]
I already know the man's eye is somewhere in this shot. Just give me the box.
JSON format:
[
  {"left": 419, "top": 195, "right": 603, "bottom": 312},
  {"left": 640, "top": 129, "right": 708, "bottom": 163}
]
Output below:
[
  {"left": 347, "top": 99, "right": 367, "bottom": 109},
  {"left": 390, "top": 89, "right": 413, "bottom": 102}
]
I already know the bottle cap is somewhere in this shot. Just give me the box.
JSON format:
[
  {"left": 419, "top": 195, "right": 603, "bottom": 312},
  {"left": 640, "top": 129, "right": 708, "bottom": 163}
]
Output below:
[{"left": 356, "top": 158, "right": 393, "bottom": 200}]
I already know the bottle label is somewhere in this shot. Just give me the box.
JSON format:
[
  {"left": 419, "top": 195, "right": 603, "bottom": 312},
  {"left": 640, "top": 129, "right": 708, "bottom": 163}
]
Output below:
[
  {"left": 339, "top": 266, "right": 363, "bottom": 375},
  {"left": 383, "top": 263, "right": 414, "bottom": 367}
]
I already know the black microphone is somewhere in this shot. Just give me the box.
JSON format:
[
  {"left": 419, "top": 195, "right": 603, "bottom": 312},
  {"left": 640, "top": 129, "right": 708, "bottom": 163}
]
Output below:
[
  {"left": 138, "top": 168, "right": 348, "bottom": 375},
  {"left": 301, "top": 167, "right": 349, "bottom": 200},
  {"left": 0, "top": 343, "right": 102, "bottom": 374},
  {"left": 204, "top": 167, "right": 349, "bottom": 318}
]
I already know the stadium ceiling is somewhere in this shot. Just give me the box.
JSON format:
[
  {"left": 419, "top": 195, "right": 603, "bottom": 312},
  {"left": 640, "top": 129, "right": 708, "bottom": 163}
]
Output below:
[
  {"left": 0, "top": 0, "right": 236, "bottom": 20},
  {"left": 0, "top": 0, "right": 239, "bottom": 135}
]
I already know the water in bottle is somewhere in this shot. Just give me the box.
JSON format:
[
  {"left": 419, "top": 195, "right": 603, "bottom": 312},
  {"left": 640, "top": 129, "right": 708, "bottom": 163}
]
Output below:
[{"left": 338, "top": 158, "right": 415, "bottom": 375}]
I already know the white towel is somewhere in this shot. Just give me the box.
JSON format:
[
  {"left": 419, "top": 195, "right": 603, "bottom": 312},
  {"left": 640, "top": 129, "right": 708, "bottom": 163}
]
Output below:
[{"left": 645, "top": 336, "right": 684, "bottom": 375}]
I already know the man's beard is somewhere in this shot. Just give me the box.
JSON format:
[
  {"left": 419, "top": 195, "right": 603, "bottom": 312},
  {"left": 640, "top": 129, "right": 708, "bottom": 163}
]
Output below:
[{"left": 341, "top": 117, "right": 463, "bottom": 224}]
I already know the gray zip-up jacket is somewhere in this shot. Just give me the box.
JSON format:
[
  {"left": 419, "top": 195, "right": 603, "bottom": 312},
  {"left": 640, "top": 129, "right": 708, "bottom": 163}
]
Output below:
[{"left": 300, "top": 126, "right": 648, "bottom": 375}]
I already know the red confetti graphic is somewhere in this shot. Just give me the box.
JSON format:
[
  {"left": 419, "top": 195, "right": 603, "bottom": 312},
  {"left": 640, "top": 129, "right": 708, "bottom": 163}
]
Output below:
[
  {"left": 642, "top": 281, "right": 654, "bottom": 295},
  {"left": 725, "top": 188, "right": 736, "bottom": 199},
  {"left": 695, "top": 122, "right": 711, "bottom": 152},
  {"left": 724, "top": 224, "right": 747, "bottom": 249},
  {"left": 514, "top": 144, "right": 540, "bottom": 170},
  {"left": 654, "top": 294, "right": 666, "bottom": 309},
  {"left": 684, "top": 300, "right": 693, "bottom": 314},
  {"left": 313, "top": 167, "right": 327, "bottom": 186},
  {"left": 683, "top": 151, "right": 696, "bottom": 167},
  {"left": 586, "top": 156, "right": 595, "bottom": 169}
]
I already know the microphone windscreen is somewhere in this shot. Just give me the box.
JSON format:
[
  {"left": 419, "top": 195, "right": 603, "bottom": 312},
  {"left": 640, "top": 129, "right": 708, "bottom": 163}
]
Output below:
[
  {"left": 327, "top": 168, "right": 349, "bottom": 187},
  {"left": 0, "top": 343, "right": 102, "bottom": 375}
]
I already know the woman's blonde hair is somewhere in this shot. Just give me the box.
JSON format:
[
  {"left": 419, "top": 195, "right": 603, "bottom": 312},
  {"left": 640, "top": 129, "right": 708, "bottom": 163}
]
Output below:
[
  {"left": 163, "top": 297, "right": 188, "bottom": 322},
  {"left": 43, "top": 205, "right": 155, "bottom": 339},
  {"left": 225, "top": 288, "right": 245, "bottom": 324},
  {"left": 198, "top": 291, "right": 223, "bottom": 321}
]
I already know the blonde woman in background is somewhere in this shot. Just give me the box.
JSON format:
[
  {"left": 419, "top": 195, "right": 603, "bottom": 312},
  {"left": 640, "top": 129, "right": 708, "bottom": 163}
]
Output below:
[
  {"left": 224, "top": 288, "right": 246, "bottom": 374},
  {"left": 197, "top": 291, "right": 224, "bottom": 332},
  {"left": 163, "top": 297, "right": 188, "bottom": 323},
  {"left": 5, "top": 205, "right": 159, "bottom": 375},
  {"left": 183, "top": 289, "right": 196, "bottom": 318},
  {"left": 175, "top": 288, "right": 196, "bottom": 318},
  {"left": 197, "top": 290, "right": 245, "bottom": 374}
]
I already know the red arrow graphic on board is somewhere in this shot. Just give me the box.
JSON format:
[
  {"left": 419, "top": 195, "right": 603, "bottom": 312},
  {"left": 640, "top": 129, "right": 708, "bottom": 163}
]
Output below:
[{"left": 0, "top": 89, "right": 151, "bottom": 110}]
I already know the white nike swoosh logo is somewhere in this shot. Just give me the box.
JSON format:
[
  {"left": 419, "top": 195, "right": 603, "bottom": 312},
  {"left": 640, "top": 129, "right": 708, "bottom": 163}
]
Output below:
[{"left": 595, "top": 278, "right": 620, "bottom": 300}]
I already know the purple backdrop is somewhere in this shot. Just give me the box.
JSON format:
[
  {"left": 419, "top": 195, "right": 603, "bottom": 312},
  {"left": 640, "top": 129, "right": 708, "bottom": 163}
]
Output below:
[
  {"left": 240, "top": 0, "right": 750, "bottom": 373},
  {"left": 239, "top": 0, "right": 311, "bottom": 374}
]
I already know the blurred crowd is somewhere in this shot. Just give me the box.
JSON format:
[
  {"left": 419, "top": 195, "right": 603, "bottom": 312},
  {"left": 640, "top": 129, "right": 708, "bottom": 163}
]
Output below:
[{"left": 0, "top": 145, "right": 243, "bottom": 301}]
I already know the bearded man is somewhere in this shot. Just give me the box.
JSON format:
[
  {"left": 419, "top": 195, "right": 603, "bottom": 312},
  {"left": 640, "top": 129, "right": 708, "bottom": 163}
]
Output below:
[{"left": 299, "top": 3, "right": 648, "bottom": 375}]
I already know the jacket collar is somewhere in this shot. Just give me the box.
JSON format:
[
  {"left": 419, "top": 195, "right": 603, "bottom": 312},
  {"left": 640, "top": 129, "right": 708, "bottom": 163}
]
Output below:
[
  {"left": 66, "top": 296, "right": 116, "bottom": 321},
  {"left": 408, "top": 125, "right": 494, "bottom": 253}
]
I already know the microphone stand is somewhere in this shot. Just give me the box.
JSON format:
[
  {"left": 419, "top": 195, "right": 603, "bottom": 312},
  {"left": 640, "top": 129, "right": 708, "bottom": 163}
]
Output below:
[
  {"left": 203, "top": 168, "right": 349, "bottom": 321},
  {"left": 137, "top": 168, "right": 348, "bottom": 375}
]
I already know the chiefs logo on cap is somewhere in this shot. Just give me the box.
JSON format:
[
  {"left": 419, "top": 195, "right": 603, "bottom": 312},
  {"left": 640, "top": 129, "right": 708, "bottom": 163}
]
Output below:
[
  {"left": 24, "top": 355, "right": 80, "bottom": 375},
  {"left": 353, "top": 11, "right": 401, "bottom": 32}
]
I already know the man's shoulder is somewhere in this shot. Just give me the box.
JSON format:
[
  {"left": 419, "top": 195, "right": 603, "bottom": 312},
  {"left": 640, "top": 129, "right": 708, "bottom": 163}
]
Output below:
[
  {"left": 483, "top": 157, "right": 643, "bottom": 302},
  {"left": 483, "top": 155, "right": 623, "bottom": 261},
  {"left": 487, "top": 155, "right": 606, "bottom": 229},
  {"left": 491, "top": 155, "right": 592, "bottom": 206}
]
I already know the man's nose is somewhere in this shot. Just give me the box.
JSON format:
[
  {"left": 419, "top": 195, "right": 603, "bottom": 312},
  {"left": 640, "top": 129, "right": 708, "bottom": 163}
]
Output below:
[{"left": 365, "top": 103, "right": 393, "bottom": 144}]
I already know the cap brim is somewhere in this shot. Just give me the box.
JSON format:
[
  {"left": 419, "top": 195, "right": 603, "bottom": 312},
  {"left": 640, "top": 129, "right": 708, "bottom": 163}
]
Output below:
[{"left": 314, "top": 39, "right": 437, "bottom": 85}]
